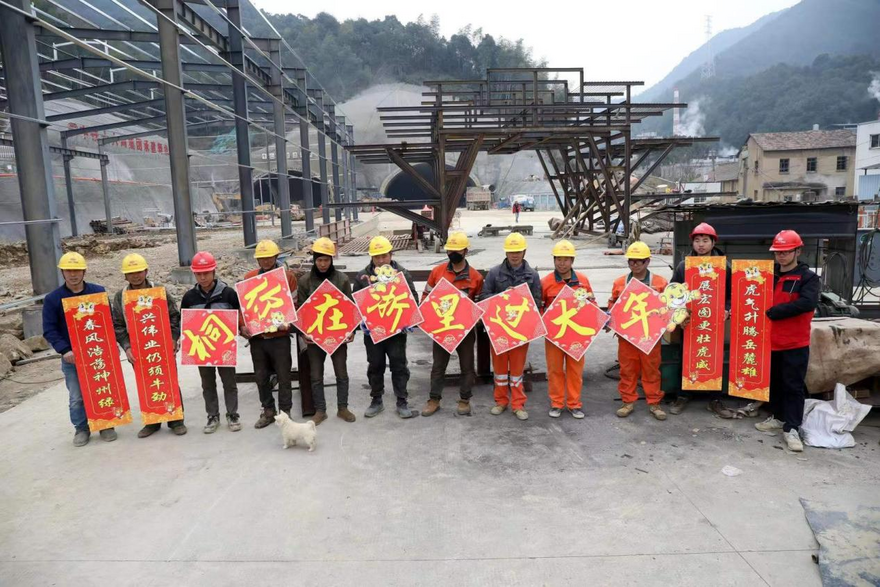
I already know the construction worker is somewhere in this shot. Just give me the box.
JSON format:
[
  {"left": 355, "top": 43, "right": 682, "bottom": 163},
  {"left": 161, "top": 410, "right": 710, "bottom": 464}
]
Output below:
[
  {"left": 755, "top": 230, "right": 819, "bottom": 453},
  {"left": 42, "top": 252, "right": 113, "bottom": 447},
  {"left": 421, "top": 231, "right": 484, "bottom": 417},
  {"left": 480, "top": 232, "right": 542, "bottom": 421},
  {"left": 110, "top": 253, "right": 186, "bottom": 437},
  {"left": 669, "top": 222, "right": 733, "bottom": 417},
  {"left": 609, "top": 241, "right": 669, "bottom": 421},
  {"left": 244, "top": 240, "right": 298, "bottom": 429},
  {"left": 541, "top": 240, "right": 594, "bottom": 419},
  {"left": 352, "top": 235, "right": 419, "bottom": 419},
  {"left": 296, "top": 237, "right": 356, "bottom": 425},
  {"left": 180, "top": 251, "right": 242, "bottom": 434}
]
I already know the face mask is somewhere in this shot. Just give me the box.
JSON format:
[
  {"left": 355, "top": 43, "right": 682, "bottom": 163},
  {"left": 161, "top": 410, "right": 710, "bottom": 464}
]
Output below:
[{"left": 448, "top": 252, "right": 464, "bottom": 264}]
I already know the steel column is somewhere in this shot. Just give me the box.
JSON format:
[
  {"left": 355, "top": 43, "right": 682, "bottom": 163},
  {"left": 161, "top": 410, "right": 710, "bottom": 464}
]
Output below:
[
  {"left": 0, "top": 0, "right": 62, "bottom": 294},
  {"left": 299, "top": 118, "right": 314, "bottom": 231},
  {"left": 154, "top": 0, "right": 197, "bottom": 265},
  {"left": 317, "top": 131, "right": 330, "bottom": 224},
  {"left": 98, "top": 143, "right": 113, "bottom": 233},
  {"left": 227, "top": 0, "right": 256, "bottom": 246},
  {"left": 331, "top": 140, "right": 342, "bottom": 221},
  {"left": 269, "top": 43, "right": 292, "bottom": 239},
  {"left": 60, "top": 136, "right": 78, "bottom": 237},
  {"left": 351, "top": 155, "right": 359, "bottom": 222}
]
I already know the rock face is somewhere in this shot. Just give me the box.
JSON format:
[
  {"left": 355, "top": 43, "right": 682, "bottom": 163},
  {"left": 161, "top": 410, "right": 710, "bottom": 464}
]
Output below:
[
  {"left": 806, "top": 317, "right": 880, "bottom": 393},
  {"left": 22, "top": 335, "right": 50, "bottom": 353},
  {"left": 0, "top": 312, "right": 23, "bottom": 339},
  {"left": 0, "top": 333, "right": 32, "bottom": 363},
  {"left": 0, "top": 354, "right": 12, "bottom": 378}
]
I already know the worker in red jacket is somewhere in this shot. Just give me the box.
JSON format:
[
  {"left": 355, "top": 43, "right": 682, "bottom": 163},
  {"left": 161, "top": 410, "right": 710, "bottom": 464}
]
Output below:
[{"left": 754, "top": 230, "right": 819, "bottom": 453}]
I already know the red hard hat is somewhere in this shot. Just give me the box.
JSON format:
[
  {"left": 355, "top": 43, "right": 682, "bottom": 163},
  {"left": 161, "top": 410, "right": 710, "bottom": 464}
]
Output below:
[
  {"left": 769, "top": 230, "right": 804, "bottom": 252},
  {"left": 690, "top": 222, "right": 718, "bottom": 240},
  {"left": 190, "top": 251, "right": 217, "bottom": 273}
]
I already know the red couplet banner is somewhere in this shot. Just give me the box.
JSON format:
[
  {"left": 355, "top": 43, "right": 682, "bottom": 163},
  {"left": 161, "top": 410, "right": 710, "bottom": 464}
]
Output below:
[
  {"left": 123, "top": 287, "right": 184, "bottom": 425},
  {"left": 418, "top": 277, "right": 484, "bottom": 354},
  {"left": 180, "top": 309, "right": 239, "bottom": 367},
  {"left": 352, "top": 269, "right": 423, "bottom": 344},
  {"left": 62, "top": 292, "right": 132, "bottom": 432},
  {"left": 608, "top": 278, "right": 668, "bottom": 355},
  {"left": 477, "top": 283, "right": 547, "bottom": 355},
  {"left": 293, "top": 279, "right": 361, "bottom": 356},
  {"left": 727, "top": 260, "right": 773, "bottom": 401},
  {"left": 682, "top": 256, "right": 727, "bottom": 391},
  {"left": 235, "top": 267, "right": 297, "bottom": 336},
  {"left": 542, "top": 284, "right": 608, "bottom": 361}
]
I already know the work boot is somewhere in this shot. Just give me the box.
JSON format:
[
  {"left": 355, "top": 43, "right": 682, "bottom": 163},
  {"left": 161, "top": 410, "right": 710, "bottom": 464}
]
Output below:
[
  {"left": 99, "top": 428, "right": 118, "bottom": 442},
  {"left": 755, "top": 416, "right": 784, "bottom": 432},
  {"left": 548, "top": 407, "right": 562, "bottom": 418},
  {"left": 456, "top": 399, "right": 471, "bottom": 416},
  {"left": 365, "top": 399, "right": 384, "bottom": 418},
  {"left": 783, "top": 429, "right": 804, "bottom": 452},
  {"left": 227, "top": 413, "right": 242, "bottom": 432},
  {"left": 649, "top": 405, "right": 667, "bottom": 421},
  {"left": 669, "top": 395, "right": 690, "bottom": 415},
  {"left": 137, "top": 424, "right": 161, "bottom": 438},
  {"left": 73, "top": 429, "right": 90, "bottom": 447},
  {"left": 254, "top": 408, "right": 276, "bottom": 429},
  {"left": 168, "top": 421, "right": 187, "bottom": 436},
  {"left": 396, "top": 403, "right": 418, "bottom": 419},
  {"left": 707, "top": 400, "right": 735, "bottom": 419},
  {"left": 311, "top": 410, "right": 328, "bottom": 426},
  {"left": 569, "top": 408, "right": 585, "bottom": 419},
  {"left": 203, "top": 415, "right": 220, "bottom": 434},
  {"left": 421, "top": 398, "right": 441, "bottom": 417},
  {"left": 490, "top": 404, "right": 508, "bottom": 416},
  {"left": 616, "top": 403, "right": 635, "bottom": 418},
  {"left": 337, "top": 406, "right": 356, "bottom": 422},
  {"left": 514, "top": 409, "right": 529, "bottom": 421}
]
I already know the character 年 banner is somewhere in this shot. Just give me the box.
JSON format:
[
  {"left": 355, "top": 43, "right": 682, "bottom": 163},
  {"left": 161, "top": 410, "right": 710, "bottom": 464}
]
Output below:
[
  {"left": 180, "top": 309, "right": 239, "bottom": 367},
  {"left": 293, "top": 280, "right": 361, "bottom": 356},
  {"left": 477, "top": 283, "right": 546, "bottom": 355},
  {"left": 727, "top": 260, "right": 773, "bottom": 401},
  {"left": 352, "top": 268, "right": 423, "bottom": 344},
  {"left": 418, "top": 277, "right": 484, "bottom": 354},
  {"left": 123, "top": 287, "right": 183, "bottom": 425},
  {"left": 62, "top": 293, "right": 132, "bottom": 431},
  {"left": 235, "top": 267, "right": 297, "bottom": 336},
  {"left": 541, "top": 284, "right": 608, "bottom": 361},
  {"left": 608, "top": 278, "right": 668, "bottom": 355},
  {"left": 682, "top": 256, "right": 727, "bottom": 391}
]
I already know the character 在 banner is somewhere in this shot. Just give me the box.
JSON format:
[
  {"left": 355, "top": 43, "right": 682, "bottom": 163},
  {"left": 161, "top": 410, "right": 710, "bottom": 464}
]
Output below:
[{"left": 292, "top": 279, "right": 361, "bottom": 356}]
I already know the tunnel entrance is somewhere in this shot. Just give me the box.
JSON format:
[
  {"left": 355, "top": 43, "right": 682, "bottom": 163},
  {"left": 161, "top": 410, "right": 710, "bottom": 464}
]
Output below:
[{"left": 382, "top": 163, "right": 478, "bottom": 206}]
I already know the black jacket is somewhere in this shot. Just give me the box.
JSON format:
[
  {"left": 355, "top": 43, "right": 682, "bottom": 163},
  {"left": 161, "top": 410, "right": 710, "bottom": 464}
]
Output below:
[
  {"left": 297, "top": 265, "right": 352, "bottom": 305},
  {"left": 671, "top": 246, "right": 731, "bottom": 311},
  {"left": 180, "top": 279, "right": 240, "bottom": 311}
]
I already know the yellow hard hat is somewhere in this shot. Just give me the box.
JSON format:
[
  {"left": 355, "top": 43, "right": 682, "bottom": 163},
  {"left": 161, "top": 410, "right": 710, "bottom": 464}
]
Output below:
[
  {"left": 503, "top": 232, "right": 527, "bottom": 253},
  {"left": 369, "top": 235, "right": 393, "bottom": 256},
  {"left": 254, "top": 240, "right": 281, "bottom": 259},
  {"left": 625, "top": 241, "right": 651, "bottom": 260},
  {"left": 445, "top": 232, "right": 470, "bottom": 251},
  {"left": 57, "top": 252, "right": 87, "bottom": 270},
  {"left": 121, "top": 253, "right": 148, "bottom": 274},
  {"left": 312, "top": 237, "right": 336, "bottom": 256},
  {"left": 552, "top": 240, "right": 576, "bottom": 258}
]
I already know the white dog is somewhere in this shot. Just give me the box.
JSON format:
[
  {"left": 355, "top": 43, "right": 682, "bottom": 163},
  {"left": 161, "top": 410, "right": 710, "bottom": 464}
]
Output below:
[{"left": 274, "top": 412, "right": 317, "bottom": 452}]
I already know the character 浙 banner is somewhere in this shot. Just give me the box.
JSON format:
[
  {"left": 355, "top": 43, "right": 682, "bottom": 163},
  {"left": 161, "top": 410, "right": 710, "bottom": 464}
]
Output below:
[
  {"left": 727, "top": 260, "right": 773, "bottom": 401},
  {"left": 682, "top": 256, "right": 727, "bottom": 390},
  {"left": 352, "top": 268, "right": 423, "bottom": 344}
]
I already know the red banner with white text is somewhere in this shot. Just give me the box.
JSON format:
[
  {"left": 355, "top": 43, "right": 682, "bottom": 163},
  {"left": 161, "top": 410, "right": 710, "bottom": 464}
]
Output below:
[
  {"left": 682, "top": 256, "right": 727, "bottom": 390},
  {"left": 727, "top": 260, "right": 773, "bottom": 401}
]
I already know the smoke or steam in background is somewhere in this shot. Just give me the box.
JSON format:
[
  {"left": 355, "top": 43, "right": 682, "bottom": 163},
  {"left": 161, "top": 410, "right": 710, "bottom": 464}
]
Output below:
[
  {"left": 869, "top": 73, "right": 880, "bottom": 104},
  {"left": 678, "top": 99, "right": 706, "bottom": 137},
  {"left": 717, "top": 146, "right": 739, "bottom": 158}
]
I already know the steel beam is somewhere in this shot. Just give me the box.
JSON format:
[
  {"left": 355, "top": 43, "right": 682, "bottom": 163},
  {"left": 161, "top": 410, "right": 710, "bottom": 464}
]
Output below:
[
  {"left": 330, "top": 117, "right": 342, "bottom": 221},
  {"left": 299, "top": 116, "right": 314, "bottom": 231},
  {"left": 0, "top": 0, "right": 62, "bottom": 294},
  {"left": 269, "top": 42, "right": 292, "bottom": 239},
  {"left": 98, "top": 143, "right": 113, "bottom": 235},
  {"left": 60, "top": 136, "right": 78, "bottom": 237},
  {"left": 317, "top": 131, "right": 330, "bottom": 224}
]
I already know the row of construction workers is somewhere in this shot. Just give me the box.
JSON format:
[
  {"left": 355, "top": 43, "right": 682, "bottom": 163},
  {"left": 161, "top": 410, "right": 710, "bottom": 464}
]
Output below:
[{"left": 42, "top": 226, "right": 817, "bottom": 452}]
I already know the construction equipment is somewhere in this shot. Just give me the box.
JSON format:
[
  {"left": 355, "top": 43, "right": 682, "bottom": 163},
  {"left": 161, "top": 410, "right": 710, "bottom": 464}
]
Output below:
[{"left": 466, "top": 187, "right": 492, "bottom": 211}]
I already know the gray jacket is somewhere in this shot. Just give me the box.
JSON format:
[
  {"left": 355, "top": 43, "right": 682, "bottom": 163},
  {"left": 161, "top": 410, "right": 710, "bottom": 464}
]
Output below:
[
  {"left": 480, "top": 259, "right": 542, "bottom": 309},
  {"left": 111, "top": 280, "right": 181, "bottom": 351}
]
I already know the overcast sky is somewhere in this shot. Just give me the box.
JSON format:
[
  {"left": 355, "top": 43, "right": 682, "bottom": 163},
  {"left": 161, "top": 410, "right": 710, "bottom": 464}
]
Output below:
[{"left": 252, "top": 0, "right": 801, "bottom": 90}]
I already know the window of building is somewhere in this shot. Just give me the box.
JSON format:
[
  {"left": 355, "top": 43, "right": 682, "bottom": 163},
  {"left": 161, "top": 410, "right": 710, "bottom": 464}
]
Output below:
[
  {"left": 837, "top": 156, "right": 848, "bottom": 171},
  {"left": 806, "top": 157, "right": 817, "bottom": 172},
  {"left": 835, "top": 186, "right": 846, "bottom": 197},
  {"left": 779, "top": 158, "right": 790, "bottom": 173},
  {"left": 871, "top": 134, "right": 880, "bottom": 149},
  {"left": 754, "top": 159, "right": 759, "bottom": 173},
  {"left": 783, "top": 195, "right": 794, "bottom": 202}
]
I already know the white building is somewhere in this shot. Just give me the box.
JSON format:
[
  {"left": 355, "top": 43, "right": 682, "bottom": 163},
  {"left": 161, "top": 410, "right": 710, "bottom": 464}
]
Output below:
[{"left": 855, "top": 119, "right": 880, "bottom": 200}]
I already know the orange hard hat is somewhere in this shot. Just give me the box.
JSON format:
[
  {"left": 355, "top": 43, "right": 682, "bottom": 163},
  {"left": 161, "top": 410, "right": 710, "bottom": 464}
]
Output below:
[{"left": 769, "top": 230, "right": 804, "bottom": 252}]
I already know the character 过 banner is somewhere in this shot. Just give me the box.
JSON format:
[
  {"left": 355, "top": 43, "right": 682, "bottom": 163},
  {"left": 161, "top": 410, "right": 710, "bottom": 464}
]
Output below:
[
  {"left": 180, "top": 309, "right": 239, "bottom": 367},
  {"left": 235, "top": 267, "right": 297, "bottom": 336},
  {"left": 293, "top": 280, "right": 361, "bottom": 356},
  {"left": 727, "top": 260, "right": 773, "bottom": 401},
  {"left": 682, "top": 256, "right": 727, "bottom": 390},
  {"left": 62, "top": 292, "right": 132, "bottom": 431},
  {"left": 541, "top": 284, "right": 608, "bottom": 361},
  {"left": 418, "top": 278, "right": 484, "bottom": 354},
  {"left": 353, "top": 268, "right": 423, "bottom": 344},
  {"left": 608, "top": 278, "right": 668, "bottom": 355},
  {"left": 477, "top": 283, "right": 546, "bottom": 355}
]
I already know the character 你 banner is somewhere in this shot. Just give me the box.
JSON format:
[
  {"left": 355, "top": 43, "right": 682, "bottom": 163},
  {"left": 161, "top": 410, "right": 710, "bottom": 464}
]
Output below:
[
  {"left": 62, "top": 293, "right": 132, "bottom": 432},
  {"left": 608, "top": 278, "right": 668, "bottom": 355},
  {"left": 727, "top": 260, "right": 773, "bottom": 401},
  {"left": 180, "top": 309, "right": 239, "bottom": 367},
  {"left": 353, "top": 268, "right": 423, "bottom": 344},
  {"left": 418, "top": 278, "right": 484, "bottom": 354},
  {"left": 477, "top": 283, "right": 546, "bottom": 355},
  {"left": 123, "top": 287, "right": 183, "bottom": 425},
  {"left": 293, "top": 280, "right": 361, "bottom": 356},
  {"left": 682, "top": 256, "right": 727, "bottom": 391},
  {"left": 235, "top": 267, "right": 297, "bottom": 336},
  {"left": 541, "top": 284, "right": 608, "bottom": 361}
]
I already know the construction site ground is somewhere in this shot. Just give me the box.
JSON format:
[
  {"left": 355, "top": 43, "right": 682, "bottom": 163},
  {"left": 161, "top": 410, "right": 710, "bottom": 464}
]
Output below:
[{"left": 2, "top": 209, "right": 879, "bottom": 586}]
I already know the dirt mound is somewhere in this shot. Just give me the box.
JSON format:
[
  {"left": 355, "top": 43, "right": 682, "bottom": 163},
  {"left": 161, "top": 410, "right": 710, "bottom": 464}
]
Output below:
[{"left": 0, "top": 235, "right": 176, "bottom": 267}]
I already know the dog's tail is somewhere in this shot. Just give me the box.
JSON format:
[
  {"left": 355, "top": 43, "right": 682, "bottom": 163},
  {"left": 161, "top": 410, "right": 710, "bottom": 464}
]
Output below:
[{"left": 308, "top": 420, "right": 316, "bottom": 431}]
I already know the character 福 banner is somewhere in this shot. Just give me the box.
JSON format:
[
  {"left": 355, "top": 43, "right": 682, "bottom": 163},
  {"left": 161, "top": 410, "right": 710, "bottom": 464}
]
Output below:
[
  {"left": 682, "top": 256, "right": 727, "bottom": 390},
  {"left": 608, "top": 278, "right": 668, "bottom": 355},
  {"left": 62, "top": 293, "right": 132, "bottom": 431},
  {"left": 235, "top": 267, "right": 297, "bottom": 336},
  {"left": 181, "top": 309, "right": 239, "bottom": 367},
  {"left": 418, "top": 278, "right": 484, "bottom": 354},
  {"left": 352, "top": 267, "right": 423, "bottom": 344},
  {"left": 477, "top": 283, "right": 547, "bottom": 355},
  {"left": 123, "top": 287, "right": 183, "bottom": 425},
  {"left": 541, "top": 284, "right": 608, "bottom": 361},
  {"left": 727, "top": 260, "right": 773, "bottom": 401},
  {"left": 293, "top": 280, "right": 361, "bottom": 356}
]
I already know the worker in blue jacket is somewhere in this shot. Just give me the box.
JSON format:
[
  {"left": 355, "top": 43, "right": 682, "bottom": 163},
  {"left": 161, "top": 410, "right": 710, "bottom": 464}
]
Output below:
[{"left": 42, "top": 252, "right": 112, "bottom": 447}]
